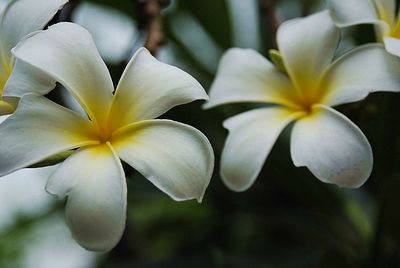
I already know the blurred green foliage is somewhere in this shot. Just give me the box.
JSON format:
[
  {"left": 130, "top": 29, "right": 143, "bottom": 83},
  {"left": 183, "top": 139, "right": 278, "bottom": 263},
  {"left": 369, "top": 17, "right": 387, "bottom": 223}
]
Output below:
[{"left": 2, "top": 0, "right": 400, "bottom": 267}]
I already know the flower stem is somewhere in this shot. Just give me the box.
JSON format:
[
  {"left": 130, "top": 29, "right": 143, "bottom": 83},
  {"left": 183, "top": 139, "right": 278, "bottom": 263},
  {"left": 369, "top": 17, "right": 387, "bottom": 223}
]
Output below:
[
  {"left": 259, "top": 0, "right": 280, "bottom": 49},
  {"left": 139, "top": 0, "right": 169, "bottom": 56}
]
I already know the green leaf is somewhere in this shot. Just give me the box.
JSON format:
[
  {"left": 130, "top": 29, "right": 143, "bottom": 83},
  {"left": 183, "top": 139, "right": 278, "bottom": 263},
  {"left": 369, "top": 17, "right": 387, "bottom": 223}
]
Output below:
[
  {"left": 269, "top": 49, "right": 287, "bottom": 73},
  {"left": 174, "top": 0, "right": 232, "bottom": 49}
]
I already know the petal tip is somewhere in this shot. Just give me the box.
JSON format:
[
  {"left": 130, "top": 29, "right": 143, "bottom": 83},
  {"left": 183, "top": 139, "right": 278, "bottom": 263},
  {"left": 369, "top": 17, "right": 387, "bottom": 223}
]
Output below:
[
  {"left": 202, "top": 101, "right": 215, "bottom": 110},
  {"left": 220, "top": 170, "right": 253, "bottom": 192},
  {"left": 73, "top": 237, "right": 118, "bottom": 252},
  {"left": 44, "top": 183, "right": 65, "bottom": 200},
  {"left": 196, "top": 195, "right": 204, "bottom": 203}
]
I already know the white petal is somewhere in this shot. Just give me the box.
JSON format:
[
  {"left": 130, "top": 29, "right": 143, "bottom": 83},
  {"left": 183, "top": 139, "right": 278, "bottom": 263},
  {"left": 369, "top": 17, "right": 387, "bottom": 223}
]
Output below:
[
  {"left": 111, "top": 120, "right": 214, "bottom": 202},
  {"left": 327, "top": 0, "right": 385, "bottom": 27},
  {"left": 291, "top": 105, "right": 372, "bottom": 188},
  {"left": 0, "top": 94, "right": 98, "bottom": 177},
  {"left": 0, "top": 114, "right": 9, "bottom": 124},
  {"left": 204, "top": 48, "right": 299, "bottom": 109},
  {"left": 0, "top": 0, "right": 68, "bottom": 67},
  {"left": 277, "top": 11, "right": 340, "bottom": 91},
  {"left": 374, "top": 0, "right": 396, "bottom": 25},
  {"left": 3, "top": 58, "right": 56, "bottom": 98},
  {"left": 383, "top": 37, "right": 400, "bottom": 57},
  {"left": 47, "top": 144, "right": 127, "bottom": 252},
  {"left": 328, "top": 0, "right": 389, "bottom": 41},
  {"left": 320, "top": 44, "right": 400, "bottom": 107},
  {"left": 9, "top": 22, "right": 114, "bottom": 131},
  {"left": 220, "top": 107, "right": 301, "bottom": 191},
  {"left": 108, "top": 48, "right": 207, "bottom": 131}
]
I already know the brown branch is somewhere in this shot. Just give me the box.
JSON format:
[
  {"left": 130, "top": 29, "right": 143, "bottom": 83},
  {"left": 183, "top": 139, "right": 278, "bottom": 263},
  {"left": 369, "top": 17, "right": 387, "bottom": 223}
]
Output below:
[
  {"left": 259, "top": 0, "right": 280, "bottom": 49},
  {"left": 140, "top": 0, "right": 169, "bottom": 56}
]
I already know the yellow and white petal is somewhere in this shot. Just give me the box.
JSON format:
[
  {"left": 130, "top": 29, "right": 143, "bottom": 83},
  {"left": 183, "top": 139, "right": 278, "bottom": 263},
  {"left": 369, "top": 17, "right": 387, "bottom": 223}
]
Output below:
[
  {"left": 374, "top": 0, "right": 396, "bottom": 26},
  {"left": 3, "top": 58, "right": 56, "bottom": 98},
  {"left": 0, "top": 0, "right": 68, "bottom": 68},
  {"left": 320, "top": 44, "right": 400, "bottom": 107},
  {"left": 0, "top": 64, "right": 9, "bottom": 94},
  {"left": 0, "top": 96, "right": 18, "bottom": 115},
  {"left": 327, "top": 0, "right": 387, "bottom": 29},
  {"left": 220, "top": 107, "right": 302, "bottom": 192},
  {"left": 203, "top": 48, "right": 298, "bottom": 109},
  {"left": 0, "top": 94, "right": 99, "bottom": 177},
  {"left": 383, "top": 37, "right": 400, "bottom": 57},
  {"left": 111, "top": 120, "right": 214, "bottom": 202},
  {"left": 277, "top": 11, "right": 340, "bottom": 92},
  {"left": 47, "top": 144, "right": 127, "bottom": 252},
  {"left": 10, "top": 22, "right": 114, "bottom": 131},
  {"left": 109, "top": 48, "right": 207, "bottom": 131},
  {"left": 291, "top": 105, "right": 372, "bottom": 188}
]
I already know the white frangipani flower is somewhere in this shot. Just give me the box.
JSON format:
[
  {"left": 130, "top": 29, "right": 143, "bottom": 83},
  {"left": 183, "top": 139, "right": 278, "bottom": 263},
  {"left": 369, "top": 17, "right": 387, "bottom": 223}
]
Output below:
[
  {"left": 0, "top": 23, "right": 214, "bottom": 251},
  {"left": 0, "top": 0, "right": 68, "bottom": 115},
  {"left": 204, "top": 11, "right": 400, "bottom": 192},
  {"left": 328, "top": 0, "right": 400, "bottom": 56}
]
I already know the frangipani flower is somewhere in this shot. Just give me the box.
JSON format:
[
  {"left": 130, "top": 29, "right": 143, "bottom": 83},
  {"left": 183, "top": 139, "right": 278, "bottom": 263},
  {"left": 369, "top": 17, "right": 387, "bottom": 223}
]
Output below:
[
  {"left": 328, "top": 0, "right": 400, "bottom": 57},
  {"left": 204, "top": 11, "right": 400, "bottom": 191},
  {"left": 0, "top": 0, "right": 67, "bottom": 115},
  {"left": 0, "top": 22, "right": 214, "bottom": 251}
]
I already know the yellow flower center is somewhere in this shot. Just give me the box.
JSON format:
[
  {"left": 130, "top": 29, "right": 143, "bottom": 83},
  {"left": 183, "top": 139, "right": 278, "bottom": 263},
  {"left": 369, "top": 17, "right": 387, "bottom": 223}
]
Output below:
[
  {"left": 268, "top": 49, "right": 325, "bottom": 116},
  {"left": 288, "top": 86, "right": 325, "bottom": 116},
  {"left": 93, "top": 118, "right": 130, "bottom": 145},
  {"left": 0, "top": 66, "right": 17, "bottom": 115},
  {"left": 390, "top": 17, "right": 400, "bottom": 38},
  {"left": 94, "top": 124, "right": 114, "bottom": 144},
  {"left": 375, "top": 2, "right": 400, "bottom": 39},
  {"left": 0, "top": 63, "right": 11, "bottom": 96}
]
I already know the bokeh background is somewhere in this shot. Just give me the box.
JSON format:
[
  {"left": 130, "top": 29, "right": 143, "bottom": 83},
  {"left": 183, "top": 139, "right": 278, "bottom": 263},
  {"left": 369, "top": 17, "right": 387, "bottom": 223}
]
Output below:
[{"left": 1, "top": 0, "right": 400, "bottom": 267}]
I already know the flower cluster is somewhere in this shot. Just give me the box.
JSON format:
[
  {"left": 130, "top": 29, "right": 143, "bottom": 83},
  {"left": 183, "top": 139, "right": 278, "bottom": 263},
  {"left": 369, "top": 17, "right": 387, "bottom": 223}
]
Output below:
[{"left": 0, "top": 0, "right": 399, "bottom": 252}]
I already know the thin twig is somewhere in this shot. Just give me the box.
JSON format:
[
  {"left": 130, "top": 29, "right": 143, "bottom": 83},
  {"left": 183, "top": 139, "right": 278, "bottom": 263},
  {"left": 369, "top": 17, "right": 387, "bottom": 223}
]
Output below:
[
  {"left": 138, "top": 0, "right": 169, "bottom": 56},
  {"left": 259, "top": 0, "right": 280, "bottom": 49}
]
